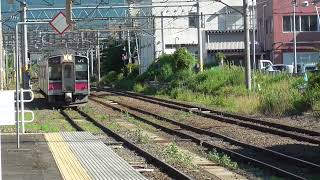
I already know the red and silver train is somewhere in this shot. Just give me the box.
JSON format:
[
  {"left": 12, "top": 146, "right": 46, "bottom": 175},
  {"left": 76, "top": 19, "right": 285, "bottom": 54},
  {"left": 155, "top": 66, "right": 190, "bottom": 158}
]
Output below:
[{"left": 39, "top": 54, "right": 89, "bottom": 105}]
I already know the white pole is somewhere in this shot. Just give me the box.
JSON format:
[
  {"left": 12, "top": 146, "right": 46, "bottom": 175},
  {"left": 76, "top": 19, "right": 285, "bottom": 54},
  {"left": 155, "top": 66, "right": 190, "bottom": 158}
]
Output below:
[
  {"left": 15, "top": 24, "right": 20, "bottom": 149},
  {"left": 22, "top": 2, "right": 28, "bottom": 89},
  {"left": 252, "top": 0, "right": 256, "bottom": 90},
  {"left": 0, "top": 0, "right": 3, "bottom": 91},
  {"left": 97, "top": 32, "right": 101, "bottom": 82},
  {"left": 90, "top": 49, "right": 94, "bottom": 76},
  {"left": 244, "top": 0, "right": 252, "bottom": 90},
  {"left": 127, "top": 30, "right": 132, "bottom": 63},
  {"left": 293, "top": 0, "right": 297, "bottom": 74},
  {"left": 15, "top": 22, "right": 48, "bottom": 149},
  {"left": 20, "top": 88, "right": 25, "bottom": 133},
  {"left": 197, "top": 2, "right": 203, "bottom": 71},
  {"left": 252, "top": 1, "right": 256, "bottom": 70},
  {"left": 135, "top": 32, "right": 141, "bottom": 75},
  {"left": 161, "top": 11, "right": 165, "bottom": 54},
  {"left": 0, "top": 132, "right": 1, "bottom": 180}
]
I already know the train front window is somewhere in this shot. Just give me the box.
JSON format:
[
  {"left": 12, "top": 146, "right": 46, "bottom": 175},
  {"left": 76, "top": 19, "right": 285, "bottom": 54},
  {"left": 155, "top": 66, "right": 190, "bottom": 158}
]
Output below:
[
  {"left": 75, "top": 64, "right": 88, "bottom": 80},
  {"left": 49, "top": 65, "right": 61, "bottom": 80}
]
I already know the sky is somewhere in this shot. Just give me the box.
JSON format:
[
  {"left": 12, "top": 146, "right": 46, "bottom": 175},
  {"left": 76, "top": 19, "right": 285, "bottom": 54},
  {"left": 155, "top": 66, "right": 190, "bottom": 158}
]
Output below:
[{"left": 1, "top": 0, "right": 124, "bottom": 18}]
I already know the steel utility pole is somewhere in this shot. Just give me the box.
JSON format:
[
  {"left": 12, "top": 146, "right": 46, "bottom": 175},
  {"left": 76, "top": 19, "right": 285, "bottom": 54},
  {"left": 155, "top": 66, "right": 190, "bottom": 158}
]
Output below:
[
  {"left": 293, "top": 0, "right": 297, "bottom": 74},
  {"left": 161, "top": 11, "right": 165, "bottom": 54},
  {"left": 197, "top": 1, "right": 203, "bottom": 72},
  {"left": 243, "top": 0, "right": 251, "bottom": 90},
  {"left": 252, "top": 0, "right": 256, "bottom": 90},
  {"left": 21, "top": 1, "right": 28, "bottom": 90},
  {"left": 96, "top": 32, "right": 101, "bottom": 82},
  {"left": 135, "top": 32, "right": 141, "bottom": 75},
  {"left": 90, "top": 49, "right": 94, "bottom": 77},
  {"left": 127, "top": 30, "right": 132, "bottom": 63}
]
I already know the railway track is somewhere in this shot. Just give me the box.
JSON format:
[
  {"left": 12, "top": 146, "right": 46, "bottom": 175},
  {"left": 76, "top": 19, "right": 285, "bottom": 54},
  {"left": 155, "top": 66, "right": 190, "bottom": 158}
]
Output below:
[
  {"left": 59, "top": 108, "right": 192, "bottom": 180},
  {"left": 94, "top": 87, "right": 320, "bottom": 145},
  {"left": 89, "top": 95, "right": 320, "bottom": 180}
]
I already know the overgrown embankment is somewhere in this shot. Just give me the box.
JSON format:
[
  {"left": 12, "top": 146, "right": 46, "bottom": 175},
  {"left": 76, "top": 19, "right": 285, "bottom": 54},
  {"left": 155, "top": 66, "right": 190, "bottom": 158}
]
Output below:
[{"left": 99, "top": 48, "right": 320, "bottom": 116}]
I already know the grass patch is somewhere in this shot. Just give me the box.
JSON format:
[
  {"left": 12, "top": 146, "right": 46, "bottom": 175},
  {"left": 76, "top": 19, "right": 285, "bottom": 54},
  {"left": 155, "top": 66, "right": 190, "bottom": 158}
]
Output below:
[
  {"left": 163, "top": 143, "right": 193, "bottom": 168},
  {"left": 132, "top": 128, "right": 150, "bottom": 144},
  {"left": 99, "top": 47, "right": 316, "bottom": 116},
  {"left": 207, "top": 150, "right": 238, "bottom": 170}
]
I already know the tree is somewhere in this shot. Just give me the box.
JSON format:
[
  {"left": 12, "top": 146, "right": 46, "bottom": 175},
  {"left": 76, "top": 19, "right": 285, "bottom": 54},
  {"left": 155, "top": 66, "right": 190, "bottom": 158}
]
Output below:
[{"left": 101, "top": 37, "right": 126, "bottom": 74}]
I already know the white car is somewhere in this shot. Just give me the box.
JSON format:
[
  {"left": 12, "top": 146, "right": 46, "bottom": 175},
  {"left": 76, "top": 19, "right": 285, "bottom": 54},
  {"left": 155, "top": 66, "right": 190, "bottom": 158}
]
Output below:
[
  {"left": 264, "top": 64, "right": 293, "bottom": 74},
  {"left": 271, "top": 64, "right": 294, "bottom": 74}
]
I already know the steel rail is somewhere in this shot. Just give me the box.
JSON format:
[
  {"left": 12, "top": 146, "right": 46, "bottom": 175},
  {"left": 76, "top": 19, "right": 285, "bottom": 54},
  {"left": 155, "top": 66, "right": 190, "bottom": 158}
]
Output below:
[
  {"left": 89, "top": 96, "right": 310, "bottom": 180},
  {"left": 59, "top": 109, "right": 192, "bottom": 180},
  {"left": 95, "top": 88, "right": 320, "bottom": 145}
]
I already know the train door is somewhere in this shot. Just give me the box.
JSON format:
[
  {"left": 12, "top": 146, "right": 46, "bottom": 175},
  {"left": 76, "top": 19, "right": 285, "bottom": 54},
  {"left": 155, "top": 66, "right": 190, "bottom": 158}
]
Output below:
[{"left": 62, "top": 63, "right": 75, "bottom": 92}]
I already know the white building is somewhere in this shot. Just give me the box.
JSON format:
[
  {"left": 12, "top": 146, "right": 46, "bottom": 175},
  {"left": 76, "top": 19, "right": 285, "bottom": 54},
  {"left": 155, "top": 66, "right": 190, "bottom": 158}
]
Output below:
[{"left": 137, "top": 0, "right": 255, "bottom": 72}]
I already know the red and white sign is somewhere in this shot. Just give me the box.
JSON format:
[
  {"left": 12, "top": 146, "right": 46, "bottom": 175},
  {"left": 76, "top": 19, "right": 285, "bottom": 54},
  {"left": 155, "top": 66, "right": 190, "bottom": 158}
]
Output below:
[{"left": 49, "top": 12, "right": 70, "bottom": 35}]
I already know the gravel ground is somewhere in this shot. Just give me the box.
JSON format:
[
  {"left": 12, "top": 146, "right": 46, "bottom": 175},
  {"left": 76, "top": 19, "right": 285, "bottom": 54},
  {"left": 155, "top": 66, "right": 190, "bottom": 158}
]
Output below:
[
  {"left": 88, "top": 99, "right": 294, "bottom": 180},
  {"left": 84, "top": 101, "right": 223, "bottom": 180},
  {"left": 153, "top": 94, "right": 320, "bottom": 133},
  {"left": 93, "top": 92, "right": 320, "bottom": 165}
]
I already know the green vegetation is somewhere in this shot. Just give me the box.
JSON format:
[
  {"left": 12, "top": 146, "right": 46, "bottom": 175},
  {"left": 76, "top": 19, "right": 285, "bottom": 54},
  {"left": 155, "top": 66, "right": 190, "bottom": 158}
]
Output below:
[
  {"left": 207, "top": 150, "right": 238, "bottom": 170},
  {"left": 132, "top": 128, "right": 150, "bottom": 144},
  {"left": 163, "top": 143, "right": 193, "bottom": 167},
  {"left": 0, "top": 110, "right": 75, "bottom": 133},
  {"left": 99, "top": 47, "right": 320, "bottom": 117}
]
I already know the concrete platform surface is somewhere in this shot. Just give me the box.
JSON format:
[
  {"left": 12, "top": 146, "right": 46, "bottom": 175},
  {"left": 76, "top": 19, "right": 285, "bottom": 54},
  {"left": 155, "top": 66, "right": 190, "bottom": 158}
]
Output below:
[
  {"left": 2, "top": 133, "right": 63, "bottom": 180},
  {"left": 2, "top": 132, "right": 148, "bottom": 180}
]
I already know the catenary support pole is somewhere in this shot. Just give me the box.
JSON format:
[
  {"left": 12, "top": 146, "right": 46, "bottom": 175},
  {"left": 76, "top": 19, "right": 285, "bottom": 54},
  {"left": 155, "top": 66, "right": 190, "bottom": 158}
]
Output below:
[
  {"left": 252, "top": 0, "right": 256, "bottom": 90},
  {"left": 243, "top": 0, "right": 252, "bottom": 90},
  {"left": 90, "top": 49, "right": 94, "bottom": 77},
  {"left": 197, "top": 1, "right": 203, "bottom": 72},
  {"left": 127, "top": 30, "right": 132, "bottom": 63},
  {"left": 293, "top": 0, "right": 297, "bottom": 74},
  {"left": 97, "top": 31, "right": 101, "bottom": 82},
  {"left": 135, "top": 32, "right": 141, "bottom": 75},
  {"left": 161, "top": 11, "right": 165, "bottom": 54},
  {"left": 21, "top": 1, "right": 29, "bottom": 90}
]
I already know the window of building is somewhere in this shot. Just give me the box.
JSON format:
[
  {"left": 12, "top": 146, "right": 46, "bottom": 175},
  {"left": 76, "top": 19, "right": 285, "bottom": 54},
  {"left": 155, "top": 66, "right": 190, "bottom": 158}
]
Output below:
[
  {"left": 310, "top": 15, "right": 317, "bottom": 31},
  {"left": 189, "top": 12, "right": 197, "bottom": 28},
  {"left": 283, "top": 16, "right": 291, "bottom": 31},
  {"left": 283, "top": 15, "right": 318, "bottom": 32},
  {"left": 301, "top": 16, "right": 309, "bottom": 31}
]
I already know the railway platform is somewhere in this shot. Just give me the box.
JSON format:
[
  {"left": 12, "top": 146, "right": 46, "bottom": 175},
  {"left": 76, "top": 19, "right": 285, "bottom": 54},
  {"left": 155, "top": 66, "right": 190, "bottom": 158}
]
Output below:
[{"left": 2, "top": 132, "right": 147, "bottom": 180}]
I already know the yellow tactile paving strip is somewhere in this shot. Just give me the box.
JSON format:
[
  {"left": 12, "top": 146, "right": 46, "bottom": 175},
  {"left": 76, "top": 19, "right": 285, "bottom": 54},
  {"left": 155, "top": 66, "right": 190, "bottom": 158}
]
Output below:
[{"left": 45, "top": 133, "right": 92, "bottom": 180}]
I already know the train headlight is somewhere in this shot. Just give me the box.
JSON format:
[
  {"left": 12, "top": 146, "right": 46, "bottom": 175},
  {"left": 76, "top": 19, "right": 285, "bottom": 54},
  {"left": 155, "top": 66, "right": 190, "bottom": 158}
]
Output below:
[{"left": 63, "top": 54, "right": 73, "bottom": 62}]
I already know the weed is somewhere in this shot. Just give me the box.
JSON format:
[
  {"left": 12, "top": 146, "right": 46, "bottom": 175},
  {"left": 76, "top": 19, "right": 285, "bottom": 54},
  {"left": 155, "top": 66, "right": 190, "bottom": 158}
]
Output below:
[
  {"left": 132, "top": 128, "right": 150, "bottom": 144},
  {"left": 107, "top": 121, "right": 120, "bottom": 131},
  {"left": 207, "top": 150, "right": 238, "bottom": 170},
  {"left": 163, "top": 143, "right": 193, "bottom": 168}
]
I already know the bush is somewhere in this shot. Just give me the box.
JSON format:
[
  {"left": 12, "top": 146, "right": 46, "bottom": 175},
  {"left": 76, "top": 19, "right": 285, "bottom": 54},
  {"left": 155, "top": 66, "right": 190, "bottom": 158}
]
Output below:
[
  {"left": 137, "top": 48, "right": 196, "bottom": 83},
  {"left": 100, "top": 71, "right": 118, "bottom": 85},
  {"left": 173, "top": 48, "right": 196, "bottom": 71}
]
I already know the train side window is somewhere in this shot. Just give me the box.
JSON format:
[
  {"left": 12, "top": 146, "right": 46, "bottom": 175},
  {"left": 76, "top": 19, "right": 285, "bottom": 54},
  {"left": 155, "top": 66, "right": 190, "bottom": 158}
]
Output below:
[
  {"left": 75, "top": 64, "right": 88, "bottom": 80},
  {"left": 49, "top": 65, "right": 61, "bottom": 80}
]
